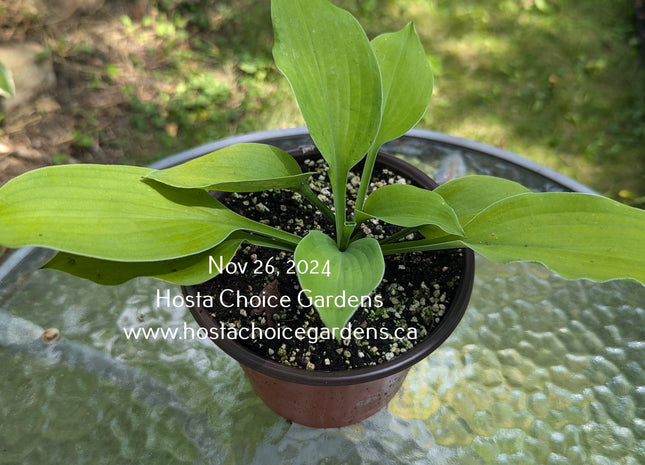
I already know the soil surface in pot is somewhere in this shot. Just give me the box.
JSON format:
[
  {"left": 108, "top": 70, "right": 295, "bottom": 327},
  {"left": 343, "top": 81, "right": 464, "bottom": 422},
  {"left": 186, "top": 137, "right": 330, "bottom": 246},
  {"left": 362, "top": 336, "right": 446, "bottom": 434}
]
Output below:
[{"left": 194, "top": 155, "right": 466, "bottom": 371}]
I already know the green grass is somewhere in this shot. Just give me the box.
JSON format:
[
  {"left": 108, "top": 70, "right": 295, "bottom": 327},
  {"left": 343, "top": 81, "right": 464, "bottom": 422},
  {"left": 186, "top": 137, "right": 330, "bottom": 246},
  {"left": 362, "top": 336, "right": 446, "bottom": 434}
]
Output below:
[
  {"left": 409, "top": 0, "right": 645, "bottom": 205},
  {"left": 120, "top": 0, "right": 645, "bottom": 205},
  {"left": 120, "top": 0, "right": 298, "bottom": 151}
]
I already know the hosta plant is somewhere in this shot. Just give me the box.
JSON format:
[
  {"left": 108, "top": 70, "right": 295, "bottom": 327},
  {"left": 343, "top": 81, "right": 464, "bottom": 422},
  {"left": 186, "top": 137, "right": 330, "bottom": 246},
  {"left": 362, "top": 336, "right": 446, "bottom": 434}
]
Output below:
[{"left": 1, "top": 0, "right": 644, "bottom": 334}]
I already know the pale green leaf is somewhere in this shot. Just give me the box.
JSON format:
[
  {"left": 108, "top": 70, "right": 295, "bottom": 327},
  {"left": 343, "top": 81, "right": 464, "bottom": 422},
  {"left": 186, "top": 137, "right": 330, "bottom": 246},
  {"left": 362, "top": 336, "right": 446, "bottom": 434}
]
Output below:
[
  {"left": 272, "top": 0, "right": 381, "bottom": 174},
  {"left": 357, "top": 184, "right": 464, "bottom": 236},
  {"left": 0, "top": 61, "right": 15, "bottom": 99},
  {"left": 294, "top": 231, "right": 384, "bottom": 330},
  {"left": 462, "top": 192, "right": 645, "bottom": 283},
  {"left": 415, "top": 175, "right": 531, "bottom": 242},
  {"left": 272, "top": 0, "right": 383, "bottom": 243},
  {"left": 419, "top": 175, "right": 532, "bottom": 242},
  {"left": 371, "top": 23, "right": 433, "bottom": 147},
  {"left": 0, "top": 164, "right": 298, "bottom": 261},
  {"left": 44, "top": 234, "right": 245, "bottom": 285},
  {"left": 435, "top": 175, "right": 532, "bottom": 223},
  {"left": 145, "top": 143, "right": 312, "bottom": 192}
]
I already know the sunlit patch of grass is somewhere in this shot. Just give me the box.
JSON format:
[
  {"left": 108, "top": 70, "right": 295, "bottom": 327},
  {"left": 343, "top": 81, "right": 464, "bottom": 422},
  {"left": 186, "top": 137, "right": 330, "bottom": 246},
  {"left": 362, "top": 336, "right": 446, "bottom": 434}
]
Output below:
[{"left": 401, "top": 0, "right": 645, "bottom": 204}]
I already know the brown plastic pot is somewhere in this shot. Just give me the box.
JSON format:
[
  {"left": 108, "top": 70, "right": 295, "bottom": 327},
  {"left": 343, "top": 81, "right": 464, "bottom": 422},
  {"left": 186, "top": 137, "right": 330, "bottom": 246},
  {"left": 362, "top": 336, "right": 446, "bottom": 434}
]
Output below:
[{"left": 184, "top": 147, "right": 475, "bottom": 428}]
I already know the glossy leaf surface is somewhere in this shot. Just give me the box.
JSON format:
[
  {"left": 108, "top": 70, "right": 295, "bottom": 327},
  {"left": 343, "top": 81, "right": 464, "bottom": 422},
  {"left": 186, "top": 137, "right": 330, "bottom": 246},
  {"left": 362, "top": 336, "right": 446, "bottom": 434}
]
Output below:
[
  {"left": 434, "top": 175, "right": 532, "bottom": 223},
  {"left": 420, "top": 175, "right": 532, "bottom": 241},
  {"left": 272, "top": 0, "right": 381, "bottom": 173},
  {"left": 357, "top": 184, "right": 463, "bottom": 236},
  {"left": 145, "top": 143, "right": 312, "bottom": 192},
  {"left": 462, "top": 192, "right": 645, "bottom": 283},
  {"left": 44, "top": 234, "right": 245, "bottom": 285},
  {"left": 371, "top": 23, "right": 433, "bottom": 147},
  {"left": 0, "top": 165, "right": 297, "bottom": 261}
]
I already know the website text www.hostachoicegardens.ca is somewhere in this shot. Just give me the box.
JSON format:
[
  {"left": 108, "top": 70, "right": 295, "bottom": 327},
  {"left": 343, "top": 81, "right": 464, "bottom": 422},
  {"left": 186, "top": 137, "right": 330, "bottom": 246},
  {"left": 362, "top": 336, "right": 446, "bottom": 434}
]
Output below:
[{"left": 122, "top": 289, "right": 421, "bottom": 344}]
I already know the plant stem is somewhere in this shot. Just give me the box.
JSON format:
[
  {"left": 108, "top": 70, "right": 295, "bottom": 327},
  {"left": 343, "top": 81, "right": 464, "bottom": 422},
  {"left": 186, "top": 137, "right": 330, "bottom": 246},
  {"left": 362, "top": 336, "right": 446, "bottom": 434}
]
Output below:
[
  {"left": 247, "top": 220, "right": 302, "bottom": 249},
  {"left": 379, "top": 227, "right": 419, "bottom": 245},
  {"left": 354, "top": 144, "right": 380, "bottom": 214},
  {"left": 298, "top": 184, "right": 335, "bottom": 223},
  {"left": 240, "top": 232, "right": 297, "bottom": 253},
  {"left": 380, "top": 239, "right": 464, "bottom": 255},
  {"left": 331, "top": 167, "right": 351, "bottom": 250},
  {"left": 339, "top": 221, "right": 356, "bottom": 250}
]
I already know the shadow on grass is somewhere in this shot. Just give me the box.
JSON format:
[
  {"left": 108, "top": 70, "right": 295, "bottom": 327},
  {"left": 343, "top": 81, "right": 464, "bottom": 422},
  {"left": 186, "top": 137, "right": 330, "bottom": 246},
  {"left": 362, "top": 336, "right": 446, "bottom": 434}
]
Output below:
[{"left": 407, "top": 0, "right": 645, "bottom": 204}]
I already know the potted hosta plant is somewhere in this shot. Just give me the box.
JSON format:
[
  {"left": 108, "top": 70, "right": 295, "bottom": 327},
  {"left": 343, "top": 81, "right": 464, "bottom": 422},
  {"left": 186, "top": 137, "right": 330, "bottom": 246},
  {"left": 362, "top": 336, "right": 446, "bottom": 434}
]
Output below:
[{"left": 1, "top": 0, "right": 644, "bottom": 427}]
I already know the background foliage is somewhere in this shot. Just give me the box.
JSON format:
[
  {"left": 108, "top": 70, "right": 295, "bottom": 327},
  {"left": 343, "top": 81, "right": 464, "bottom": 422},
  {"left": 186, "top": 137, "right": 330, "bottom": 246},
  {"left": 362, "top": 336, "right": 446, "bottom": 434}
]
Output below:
[{"left": 1, "top": 0, "right": 644, "bottom": 206}]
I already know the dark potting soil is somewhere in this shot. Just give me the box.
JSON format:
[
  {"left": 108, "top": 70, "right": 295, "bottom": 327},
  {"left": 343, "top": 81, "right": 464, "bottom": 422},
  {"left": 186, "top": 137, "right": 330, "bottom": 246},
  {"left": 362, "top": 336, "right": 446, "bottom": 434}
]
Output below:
[{"left": 194, "top": 156, "right": 466, "bottom": 371}]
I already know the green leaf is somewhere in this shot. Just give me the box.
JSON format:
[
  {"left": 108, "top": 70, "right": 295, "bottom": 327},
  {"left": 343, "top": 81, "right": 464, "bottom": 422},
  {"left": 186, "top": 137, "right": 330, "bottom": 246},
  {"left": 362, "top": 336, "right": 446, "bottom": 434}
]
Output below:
[
  {"left": 294, "top": 231, "right": 384, "bottom": 330},
  {"left": 44, "top": 234, "right": 245, "bottom": 285},
  {"left": 371, "top": 23, "right": 433, "bottom": 147},
  {"left": 417, "top": 175, "right": 532, "bottom": 242},
  {"left": 145, "top": 143, "right": 313, "bottom": 192},
  {"left": 0, "top": 164, "right": 298, "bottom": 261},
  {"left": 434, "top": 175, "right": 532, "bottom": 223},
  {"left": 357, "top": 184, "right": 464, "bottom": 236},
  {"left": 0, "top": 61, "right": 15, "bottom": 99},
  {"left": 272, "top": 0, "right": 381, "bottom": 172},
  {"left": 462, "top": 192, "right": 645, "bottom": 283},
  {"left": 272, "top": 0, "right": 382, "bottom": 244}
]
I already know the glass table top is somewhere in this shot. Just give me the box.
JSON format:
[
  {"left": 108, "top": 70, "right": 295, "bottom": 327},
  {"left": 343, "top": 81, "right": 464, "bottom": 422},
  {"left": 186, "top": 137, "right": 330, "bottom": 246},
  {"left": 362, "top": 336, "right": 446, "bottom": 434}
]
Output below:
[{"left": 1, "top": 129, "right": 643, "bottom": 464}]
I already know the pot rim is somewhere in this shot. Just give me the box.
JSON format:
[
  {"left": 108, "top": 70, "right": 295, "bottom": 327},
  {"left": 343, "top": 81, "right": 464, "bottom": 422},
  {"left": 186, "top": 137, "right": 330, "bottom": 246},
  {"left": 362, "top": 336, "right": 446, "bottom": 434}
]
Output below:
[{"left": 185, "top": 147, "right": 475, "bottom": 386}]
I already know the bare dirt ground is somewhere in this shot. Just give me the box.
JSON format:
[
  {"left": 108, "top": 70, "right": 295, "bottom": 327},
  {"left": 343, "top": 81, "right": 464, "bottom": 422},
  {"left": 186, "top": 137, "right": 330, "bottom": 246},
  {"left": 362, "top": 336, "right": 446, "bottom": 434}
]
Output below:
[{"left": 1, "top": 0, "right": 166, "bottom": 186}]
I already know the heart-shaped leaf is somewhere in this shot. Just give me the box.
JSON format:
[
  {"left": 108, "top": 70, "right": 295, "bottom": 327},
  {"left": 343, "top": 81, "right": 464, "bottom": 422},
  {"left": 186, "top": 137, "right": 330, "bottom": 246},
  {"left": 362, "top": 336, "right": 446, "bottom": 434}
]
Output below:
[
  {"left": 144, "top": 143, "right": 313, "bottom": 192},
  {"left": 357, "top": 184, "right": 464, "bottom": 236},
  {"left": 371, "top": 22, "right": 434, "bottom": 147},
  {"left": 294, "top": 231, "right": 384, "bottom": 330},
  {"left": 44, "top": 233, "right": 246, "bottom": 285},
  {"left": 462, "top": 192, "right": 645, "bottom": 283},
  {"left": 0, "top": 164, "right": 299, "bottom": 261}
]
